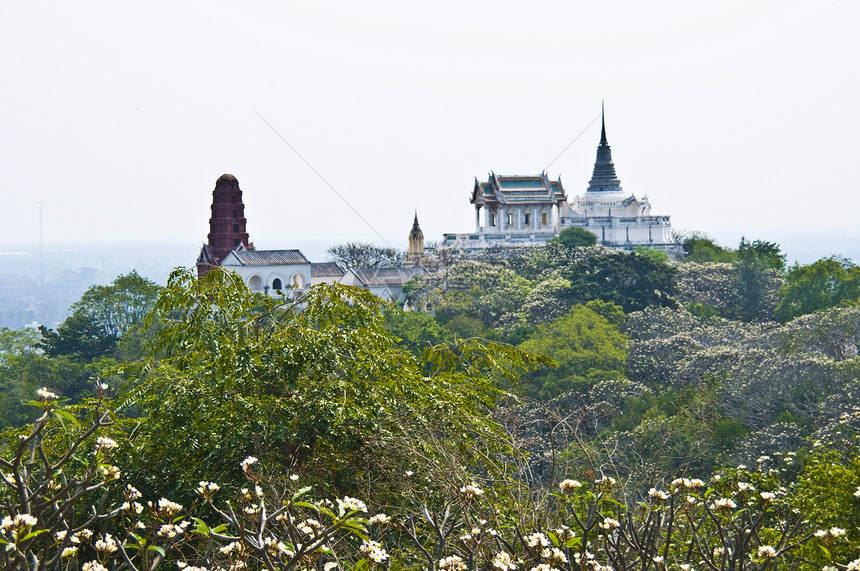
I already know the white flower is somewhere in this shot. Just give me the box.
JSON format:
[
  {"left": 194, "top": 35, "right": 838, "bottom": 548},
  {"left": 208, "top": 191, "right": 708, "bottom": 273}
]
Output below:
[
  {"left": 736, "top": 482, "right": 754, "bottom": 493},
  {"left": 158, "top": 524, "right": 184, "bottom": 538},
  {"left": 95, "top": 437, "right": 118, "bottom": 451},
  {"left": 99, "top": 465, "right": 121, "bottom": 480},
  {"left": 61, "top": 546, "right": 78, "bottom": 558},
  {"left": 94, "top": 533, "right": 118, "bottom": 553},
  {"left": 459, "top": 482, "right": 484, "bottom": 499},
  {"left": 369, "top": 513, "right": 391, "bottom": 524},
  {"left": 2, "top": 513, "right": 38, "bottom": 533},
  {"left": 854, "top": 486, "right": 860, "bottom": 499},
  {"left": 152, "top": 498, "right": 183, "bottom": 517},
  {"left": 343, "top": 496, "right": 367, "bottom": 512},
  {"left": 439, "top": 555, "right": 466, "bottom": 571},
  {"left": 829, "top": 527, "right": 846, "bottom": 537},
  {"left": 82, "top": 562, "right": 107, "bottom": 571},
  {"left": 599, "top": 517, "right": 620, "bottom": 530},
  {"left": 649, "top": 488, "right": 669, "bottom": 501},
  {"left": 121, "top": 501, "right": 144, "bottom": 514},
  {"left": 219, "top": 541, "right": 245, "bottom": 555},
  {"left": 125, "top": 485, "right": 142, "bottom": 500},
  {"left": 525, "top": 532, "right": 550, "bottom": 548},
  {"left": 760, "top": 492, "right": 775, "bottom": 502},
  {"left": 491, "top": 551, "right": 517, "bottom": 571},
  {"left": 243, "top": 504, "right": 261, "bottom": 517},
  {"left": 711, "top": 498, "right": 736, "bottom": 510},
  {"left": 543, "top": 547, "right": 567, "bottom": 565},
  {"left": 240, "top": 456, "right": 258, "bottom": 473},
  {"left": 37, "top": 387, "right": 58, "bottom": 402},
  {"left": 289, "top": 474, "right": 299, "bottom": 481},
  {"left": 360, "top": 540, "right": 389, "bottom": 563},
  {"left": 757, "top": 545, "right": 777, "bottom": 559},
  {"left": 196, "top": 481, "right": 220, "bottom": 498},
  {"left": 558, "top": 479, "right": 582, "bottom": 494}
]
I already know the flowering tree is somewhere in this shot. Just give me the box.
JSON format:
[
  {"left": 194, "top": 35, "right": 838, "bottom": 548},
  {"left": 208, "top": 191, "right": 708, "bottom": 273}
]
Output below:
[{"left": 0, "top": 387, "right": 195, "bottom": 571}]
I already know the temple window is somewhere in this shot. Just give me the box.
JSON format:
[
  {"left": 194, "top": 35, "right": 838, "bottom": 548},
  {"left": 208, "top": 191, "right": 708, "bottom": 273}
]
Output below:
[
  {"left": 524, "top": 212, "right": 531, "bottom": 226},
  {"left": 507, "top": 213, "right": 514, "bottom": 226},
  {"left": 291, "top": 274, "right": 305, "bottom": 288},
  {"left": 233, "top": 224, "right": 239, "bottom": 232},
  {"left": 272, "top": 278, "right": 283, "bottom": 290},
  {"left": 248, "top": 275, "right": 263, "bottom": 292},
  {"left": 541, "top": 212, "right": 548, "bottom": 226},
  {"left": 490, "top": 214, "right": 496, "bottom": 226}
]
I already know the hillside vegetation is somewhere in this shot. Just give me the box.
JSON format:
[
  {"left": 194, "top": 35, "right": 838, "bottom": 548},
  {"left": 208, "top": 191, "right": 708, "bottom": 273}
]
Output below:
[{"left": 1, "top": 235, "right": 860, "bottom": 570}]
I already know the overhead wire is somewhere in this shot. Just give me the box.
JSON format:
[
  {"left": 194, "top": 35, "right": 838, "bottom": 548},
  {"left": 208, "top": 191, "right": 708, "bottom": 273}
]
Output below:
[
  {"left": 543, "top": 111, "right": 602, "bottom": 172},
  {"left": 252, "top": 108, "right": 392, "bottom": 247}
]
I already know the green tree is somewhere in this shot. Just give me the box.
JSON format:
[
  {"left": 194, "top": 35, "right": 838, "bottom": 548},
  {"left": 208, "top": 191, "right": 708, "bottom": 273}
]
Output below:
[
  {"left": 520, "top": 301, "right": 627, "bottom": 398},
  {"left": 776, "top": 257, "right": 860, "bottom": 321},
  {"left": 38, "top": 313, "right": 118, "bottom": 361},
  {"left": 409, "top": 261, "right": 532, "bottom": 330},
  {"left": 327, "top": 241, "right": 403, "bottom": 269},
  {"left": 735, "top": 238, "right": 785, "bottom": 321},
  {"left": 0, "top": 327, "right": 41, "bottom": 359},
  {"left": 38, "top": 272, "right": 161, "bottom": 361},
  {"left": 381, "top": 307, "right": 449, "bottom": 357},
  {"left": 549, "top": 227, "right": 598, "bottom": 248},
  {"left": 70, "top": 271, "right": 162, "bottom": 338},
  {"left": 559, "top": 251, "right": 678, "bottom": 313},
  {"left": 633, "top": 245, "right": 670, "bottom": 263},
  {"left": 739, "top": 238, "right": 785, "bottom": 271},
  {"left": 122, "top": 268, "right": 543, "bottom": 503},
  {"left": 682, "top": 235, "right": 737, "bottom": 263}
]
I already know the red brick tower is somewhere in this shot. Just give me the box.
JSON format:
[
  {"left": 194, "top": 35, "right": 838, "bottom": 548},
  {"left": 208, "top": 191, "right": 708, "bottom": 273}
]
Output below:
[{"left": 196, "top": 174, "right": 254, "bottom": 277}]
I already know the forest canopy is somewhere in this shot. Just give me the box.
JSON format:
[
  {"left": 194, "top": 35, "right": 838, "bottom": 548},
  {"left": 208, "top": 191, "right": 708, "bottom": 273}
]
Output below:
[{"left": 1, "top": 237, "right": 860, "bottom": 570}]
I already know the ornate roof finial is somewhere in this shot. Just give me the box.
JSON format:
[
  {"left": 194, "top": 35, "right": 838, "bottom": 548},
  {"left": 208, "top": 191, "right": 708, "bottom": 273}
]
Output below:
[{"left": 600, "top": 101, "right": 608, "bottom": 146}]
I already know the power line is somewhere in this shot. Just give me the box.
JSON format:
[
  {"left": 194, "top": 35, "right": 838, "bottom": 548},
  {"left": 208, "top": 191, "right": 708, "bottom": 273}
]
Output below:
[
  {"left": 252, "top": 108, "right": 392, "bottom": 247},
  {"left": 544, "top": 112, "right": 602, "bottom": 172}
]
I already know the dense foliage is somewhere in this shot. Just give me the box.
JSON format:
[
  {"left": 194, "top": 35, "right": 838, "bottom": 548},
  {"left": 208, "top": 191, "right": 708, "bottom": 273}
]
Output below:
[{"left": 1, "top": 235, "right": 860, "bottom": 570}]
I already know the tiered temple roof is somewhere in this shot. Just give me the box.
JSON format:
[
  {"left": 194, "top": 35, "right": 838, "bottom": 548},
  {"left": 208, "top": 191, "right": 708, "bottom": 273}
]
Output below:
[
  {"left": 471, "top": 172, "right": 567, "bottom": 205},
  {"left": 586, "top": 108, "right": 623, "bottom": 193}
]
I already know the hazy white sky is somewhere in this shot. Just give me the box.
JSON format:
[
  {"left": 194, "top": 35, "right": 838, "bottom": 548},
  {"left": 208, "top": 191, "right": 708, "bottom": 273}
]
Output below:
[{"left": 2, "top": 1, "right": 858, "bottom": 262}]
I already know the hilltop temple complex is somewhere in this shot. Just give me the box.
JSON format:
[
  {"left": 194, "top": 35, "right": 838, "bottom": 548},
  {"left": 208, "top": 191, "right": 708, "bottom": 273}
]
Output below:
[
  {"left": 195, "top": 175, "right": 425, "bottom": 303},
  {"left": 195, "top": 108, "right": 680, "bottom": 302},
  {"left": 441, "top": 111, "right": 680, "bottom": 253}
]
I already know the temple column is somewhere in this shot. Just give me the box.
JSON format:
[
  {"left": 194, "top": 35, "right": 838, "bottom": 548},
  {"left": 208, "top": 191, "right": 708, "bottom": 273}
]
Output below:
[{"left": 475, "top": 205, "right": 482, "bottom": 232}]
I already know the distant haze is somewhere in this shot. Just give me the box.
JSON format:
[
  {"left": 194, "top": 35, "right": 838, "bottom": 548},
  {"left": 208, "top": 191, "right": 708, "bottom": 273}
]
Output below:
[{"left": 1, "top": 2, "right": 858, "bottom": 271}]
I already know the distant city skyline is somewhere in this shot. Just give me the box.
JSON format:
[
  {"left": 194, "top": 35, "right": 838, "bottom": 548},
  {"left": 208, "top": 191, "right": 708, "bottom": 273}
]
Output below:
[{"left": 2, "top": 2, "right": 858, "bottom": 263}]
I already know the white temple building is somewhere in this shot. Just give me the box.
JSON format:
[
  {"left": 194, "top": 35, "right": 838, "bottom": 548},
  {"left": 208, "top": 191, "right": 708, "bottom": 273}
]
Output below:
[{"left": 442, "top": 110, "right": 680, "bottom": 253}]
